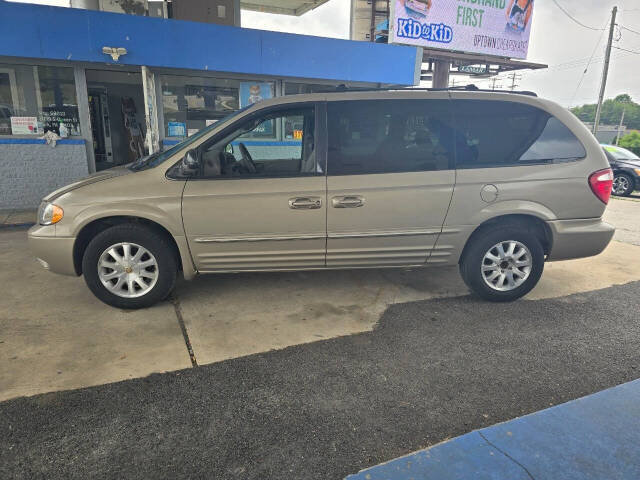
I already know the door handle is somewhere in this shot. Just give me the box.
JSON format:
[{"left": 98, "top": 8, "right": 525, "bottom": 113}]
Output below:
[
  {"left": 332, "top": 195, "right": 365, "bottom": 208},
  {"left": 289, "top": 197, "right": 322, "bottom": 209}
]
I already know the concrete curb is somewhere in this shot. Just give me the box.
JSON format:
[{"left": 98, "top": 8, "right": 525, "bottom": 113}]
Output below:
[{"left": 0, "top": 209, "right": 37, "bottom": 228}]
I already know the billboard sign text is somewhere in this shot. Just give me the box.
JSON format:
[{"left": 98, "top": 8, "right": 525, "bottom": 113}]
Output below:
[{"left": 390, "top": 0, "right": 534, "bottom": 59}]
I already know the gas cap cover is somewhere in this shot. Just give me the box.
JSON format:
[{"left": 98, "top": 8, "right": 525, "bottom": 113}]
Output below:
[{"left": 480, "top": 184, "right": 499, "bottom": 203}]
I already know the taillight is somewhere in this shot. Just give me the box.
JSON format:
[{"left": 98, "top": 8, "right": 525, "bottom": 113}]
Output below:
[{"left": 588, "top": 168, "right": 613, "bottom": 204}]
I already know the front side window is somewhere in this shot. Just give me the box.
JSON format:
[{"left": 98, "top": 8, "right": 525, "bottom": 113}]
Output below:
[
  {"left": 196, "top": 106, "right": 316, "bottom": 178},
  {"left": 327, "top": 100, "right": 454, "bottom": 175},
  {"left": 453, "top": 100, "right": 586, "bottom": 168}
]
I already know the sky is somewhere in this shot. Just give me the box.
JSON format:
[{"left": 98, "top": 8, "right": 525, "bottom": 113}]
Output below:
[
  {"left": 9, "top": 0, "right": 640, "bottom": 108},
  {"left": 243, "top": 0, "right": 640, "bottom": 108}
]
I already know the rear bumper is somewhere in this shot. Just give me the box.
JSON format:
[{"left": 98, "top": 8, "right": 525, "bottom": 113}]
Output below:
[
  {"left": 27, "top": 225, "right": 78, "bottom": 276},
  {"left": 547, "top": 218, "right": 615, "bottom": 261}
]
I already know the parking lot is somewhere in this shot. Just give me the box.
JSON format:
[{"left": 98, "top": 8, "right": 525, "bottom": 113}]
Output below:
[{"left": 1, "top": 196, "right": 640, "bottom": 479}]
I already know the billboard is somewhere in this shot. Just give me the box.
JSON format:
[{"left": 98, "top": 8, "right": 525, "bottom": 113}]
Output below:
[{"left": 389, "top": 0, "right": 534, "bottom": 59}]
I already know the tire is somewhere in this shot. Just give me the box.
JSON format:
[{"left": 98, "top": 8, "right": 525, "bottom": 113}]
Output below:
[
  {"left": 460, "top": 223, "right": 545, "bottom": 302},
  {"left": 612, "top": 173, "right": 635, "bottom": 197},
  {"left": 82, "top": 223, "right": 178, "bottom": 309}
]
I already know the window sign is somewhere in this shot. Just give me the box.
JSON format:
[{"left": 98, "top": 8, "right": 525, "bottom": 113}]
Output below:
[
  {"left": 168, "top": 121, "right": 187, "bottom": 137},
  {"left": 390, "top": 0, "right": 534, "bottom": 59},
  {"left": 40, "top": 106, "right": 80, "bottom": 136},
  {"left": 239, "top": 82, "right": 273, "bottom": 108},
  {"left": 10, "top": 116, "right": 39, "bottom": 135},
  {"left": 239, "top": 82, "right": 275, "bottom": 137}
]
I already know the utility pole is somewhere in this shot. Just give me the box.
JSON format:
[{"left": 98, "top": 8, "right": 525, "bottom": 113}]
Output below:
[
  {"left": 615, "top": 105, "right": 626, "bottom": 145},
  {"left": 593, "top": 6, "right": 617, "bottom": 136},
  {"left": 489, "top": 76, "right": 502, "bottom": 91},
  {"left": 507, "top": 72, "right": 522, "bottom": 91}
]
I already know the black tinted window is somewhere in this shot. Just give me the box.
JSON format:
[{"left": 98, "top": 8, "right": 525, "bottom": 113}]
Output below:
[
  {"left": 453, "top": 100, "right": 586, "bottom": 168},
  {"left": 327, "top": 100, "right": 454, "bottom": 175}
]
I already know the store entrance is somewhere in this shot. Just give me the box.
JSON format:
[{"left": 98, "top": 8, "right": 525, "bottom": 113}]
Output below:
[{"left": 87, "top": 70, "right": 146, "bottom": 171}]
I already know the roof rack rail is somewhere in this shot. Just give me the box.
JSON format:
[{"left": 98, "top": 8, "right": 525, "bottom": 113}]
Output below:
[{"left": 322, "top": 84, "right": 537, "bottom": 97}]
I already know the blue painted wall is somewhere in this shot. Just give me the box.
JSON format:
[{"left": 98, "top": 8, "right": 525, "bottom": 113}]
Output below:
[{"left": 0, "top": 2, "right": 420, "bottom": 86}]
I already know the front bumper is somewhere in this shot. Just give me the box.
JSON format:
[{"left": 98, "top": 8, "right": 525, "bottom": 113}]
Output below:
[
  {"left": 547, "top": 218, "right": 615, "bottom": 261},
  {"left": 28, "top": 225, "right": 78, "bottom": 276}
]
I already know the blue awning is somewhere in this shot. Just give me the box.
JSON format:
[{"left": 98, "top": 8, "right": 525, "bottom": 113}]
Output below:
[{"left": 0, "top": 1, "right": 421, "bottom": 86}]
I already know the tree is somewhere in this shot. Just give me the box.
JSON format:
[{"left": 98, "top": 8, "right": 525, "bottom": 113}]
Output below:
[
  {"left": 618, "top": 131, "right": 640, "bottom": 155},
  {"left": 571, "top": 94, "right": 640, "bottom": 130}
]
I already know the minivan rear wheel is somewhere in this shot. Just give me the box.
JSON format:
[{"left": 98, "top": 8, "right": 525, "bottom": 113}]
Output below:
[
  {"left": 460, "top": 225, "right": 544, "bottom": 302},
  {"left": 82, "top": 224, "right": 177, "bottom": 309}
]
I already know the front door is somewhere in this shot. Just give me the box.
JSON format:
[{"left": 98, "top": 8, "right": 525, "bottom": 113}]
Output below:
[
  {"left": 182, "top": 103, "right": 326, "bottom": 271},
  {"left": 325, "top": 97, "right": 456, "bottom": 267}
]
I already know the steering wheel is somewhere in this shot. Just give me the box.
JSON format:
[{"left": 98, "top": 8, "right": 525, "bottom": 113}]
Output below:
[{"left": 237, "top": 142, "right": 257, "bottom": 173}]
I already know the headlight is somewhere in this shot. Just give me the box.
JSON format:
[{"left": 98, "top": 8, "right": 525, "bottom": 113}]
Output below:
[
  {"left": 634, "top": 168, "right": 640, "bottom": 176},
  {"left": 38, "top": 202, "right": 64, "bottom": 225}
]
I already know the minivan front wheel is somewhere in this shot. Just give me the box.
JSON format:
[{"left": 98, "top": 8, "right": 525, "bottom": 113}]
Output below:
[
  {"left": 82, "top": 224, "right": 177, "bottom": 309},
  {"left": 460, "top": 225, "right": 544, "bottom": 302}
]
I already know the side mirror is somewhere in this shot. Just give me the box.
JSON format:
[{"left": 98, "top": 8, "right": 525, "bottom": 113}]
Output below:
[
  {"left": 225, "top": 143, "right": 234, "bottom": 155},
  {"left": 183, "top": 149, "right": 199, "bottom": 170}
]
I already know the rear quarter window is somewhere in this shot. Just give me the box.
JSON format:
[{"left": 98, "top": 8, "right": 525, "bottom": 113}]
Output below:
[{"left": 453, "top": 100, "right": 586, "bottom": 168}]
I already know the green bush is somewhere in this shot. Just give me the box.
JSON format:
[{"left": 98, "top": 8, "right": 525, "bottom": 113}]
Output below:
[{"left": 618, "top": 131, "right": 640, "bottom": 156}]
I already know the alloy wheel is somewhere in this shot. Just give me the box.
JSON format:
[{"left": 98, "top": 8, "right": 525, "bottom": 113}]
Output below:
[
  {"left": 481, "top": 240, "right": 532, "bottom": 292},
  {"left": 612, "top": 175, "right": 630, "bottom": 195},
  {"left": 97, "top": 242, "right": 159, "bottom": 298}
]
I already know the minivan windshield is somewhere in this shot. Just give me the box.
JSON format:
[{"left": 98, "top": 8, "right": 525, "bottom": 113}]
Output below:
[{"left": 129, "top": 105, "right": 252, "bottom": 171}]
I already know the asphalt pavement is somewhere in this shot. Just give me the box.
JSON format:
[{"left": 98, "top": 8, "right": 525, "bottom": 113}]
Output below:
[{"left": 2, "top": 281, "right": 639, "bottom": 480}]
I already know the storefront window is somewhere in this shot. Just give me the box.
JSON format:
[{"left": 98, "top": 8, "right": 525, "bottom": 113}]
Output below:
[
  {"left": 0, "top": 63, "right": 80, "bottom": 136},
  {"left": 284, "top": 82, "right": 335, "bottom": 95},
  {"left": 160, "top": 74, "right": 275, "bottom": 138}
]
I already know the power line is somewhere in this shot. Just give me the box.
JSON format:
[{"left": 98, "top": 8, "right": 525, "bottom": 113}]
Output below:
[
  {"left": 522, "top": 49, "right": 636, "bottom": 75},
  {"left": 620, "top": 25, "right": 640, "bottom": 35},
  {"left": 569, "top": 15, "right": 610, "bottom": 106},
  {"left": 551, "top": 0, "right": 606, "bottom": 30},
  {"left": 613, "top": 45, "right": 640, "bottom": 54}
]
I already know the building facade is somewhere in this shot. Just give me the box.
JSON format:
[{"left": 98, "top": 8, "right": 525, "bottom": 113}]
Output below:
[{"left": 0, "top": 1, "right": 421, "bottom": 209}]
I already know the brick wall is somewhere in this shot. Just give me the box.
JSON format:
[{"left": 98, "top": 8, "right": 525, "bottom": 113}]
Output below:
[{"left": 0, "top": 141, "right": 89, "bottom": 209}]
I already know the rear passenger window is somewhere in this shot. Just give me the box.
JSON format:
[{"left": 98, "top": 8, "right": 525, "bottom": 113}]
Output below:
[
  {"left": 327, "top": 100, "right": 454, "bottom": 175},
  {"left": 453, "top": 100, "right": 586, "bottom": 168}
]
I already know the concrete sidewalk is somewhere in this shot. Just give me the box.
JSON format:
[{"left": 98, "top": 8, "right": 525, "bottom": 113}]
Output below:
[
  {"left": 0, "top": 209, "right": 36, "bottom": 227},
  {"left": 347, "top": 379, "right": 640, "bottom": 480}
]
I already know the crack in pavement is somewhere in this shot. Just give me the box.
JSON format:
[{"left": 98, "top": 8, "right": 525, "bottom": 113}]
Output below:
[
  {"left": 478, "top": 431, "right": 536, "bottom": 480},
  {"left": 170, "top": 295, "right": 198, "bottom": 367}
]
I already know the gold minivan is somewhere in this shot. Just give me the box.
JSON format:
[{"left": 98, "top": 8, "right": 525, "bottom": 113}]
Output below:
[{"left": 28, "top": 89, "right": 615, "bottom": 308}]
